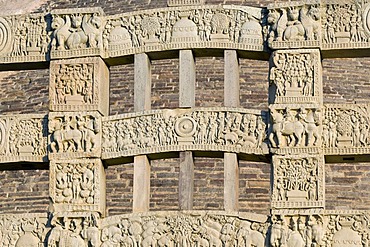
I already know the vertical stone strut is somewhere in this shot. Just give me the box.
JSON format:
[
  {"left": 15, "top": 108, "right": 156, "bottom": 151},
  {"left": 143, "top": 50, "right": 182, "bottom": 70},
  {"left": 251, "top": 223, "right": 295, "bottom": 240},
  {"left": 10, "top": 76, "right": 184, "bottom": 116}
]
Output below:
[
  {"left": 224, "top": 50, "right": 240, "bottom": 212},
  {"left": 179, "top": 50, "right": 195, "bottom": 210},
  {"left": 133, "top": 53, "right": 152, "bottom": 212}
]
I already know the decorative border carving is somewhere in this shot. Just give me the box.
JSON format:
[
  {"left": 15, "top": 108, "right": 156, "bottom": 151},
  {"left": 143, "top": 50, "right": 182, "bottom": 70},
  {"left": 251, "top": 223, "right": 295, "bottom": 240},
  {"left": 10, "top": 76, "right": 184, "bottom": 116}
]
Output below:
[{"left": 102, "top": 108, "right": 269, "bottom": 160}]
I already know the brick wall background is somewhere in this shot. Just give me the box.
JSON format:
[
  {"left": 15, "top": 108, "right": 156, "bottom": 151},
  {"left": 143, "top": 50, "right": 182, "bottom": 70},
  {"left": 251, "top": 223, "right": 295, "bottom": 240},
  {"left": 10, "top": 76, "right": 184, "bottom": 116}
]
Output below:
[{"left": 0, "top": 0, "right": 368, "bottom": 216}]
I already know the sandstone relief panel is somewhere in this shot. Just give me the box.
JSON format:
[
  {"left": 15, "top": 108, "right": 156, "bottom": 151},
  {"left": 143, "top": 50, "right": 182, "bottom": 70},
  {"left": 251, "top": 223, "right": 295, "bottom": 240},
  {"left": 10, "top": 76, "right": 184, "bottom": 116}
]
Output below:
[
  {"left": 323, "top": 104, "right": 370, "bottom": 155},
  {"left": 49, "top": 159, "right": 105, "bottom": 214},
  {"left": 272, "top": 155, "right": 324, "bottom": 209},
  {"left": 266, "top": 1, "right": 321, "bottom": 49},
  {"left": 0, "top": 214, "right": 49, "bottom": 247},
  {"left": 102, "top": 108, "right": 268, "bottom": 159},
  {"left": 50, "top": 8, "right": 105, "bottom": 59},
  {"left": 269, "top": 107, "right": 322, "bottom": 155},
  {"left": 48, "top": 112, "right": 101, "bottom": 160},
  {"left": 269, "top": 49, "right": 322, "bottom": 105},
  {"left": 0, "top": 114, "right": 48, "bottom": 163},
  {"left": 50, "top": 57, "right": 109, "bottom": 115},
  {"left": 100, "top": 211, "right": 268, "bottom": 247},
  {"left": 0, "top": 13, "right": 50, "bottom": 63}
]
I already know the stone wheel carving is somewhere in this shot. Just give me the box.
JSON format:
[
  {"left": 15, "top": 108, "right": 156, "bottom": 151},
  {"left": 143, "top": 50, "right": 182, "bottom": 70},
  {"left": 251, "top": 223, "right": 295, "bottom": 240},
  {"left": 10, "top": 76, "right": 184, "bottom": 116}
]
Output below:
[
  {"left": 0, "top": 120, "right": 6, "bottom": 151},
  {"left": 0, "top": 17, "right": 12, "bottom": 56},
  {"left": 364, "top": 4, "right": 370, "bottom": 36},
  {"left": 175, "top": 116, "right": 197, "bottom": 137}
]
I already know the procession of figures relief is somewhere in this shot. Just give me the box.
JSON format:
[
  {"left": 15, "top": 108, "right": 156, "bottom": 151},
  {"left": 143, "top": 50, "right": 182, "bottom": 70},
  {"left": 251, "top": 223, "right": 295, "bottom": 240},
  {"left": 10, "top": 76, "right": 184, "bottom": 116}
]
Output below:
[
  {"left": 102, "top": 109, "right": 268, "bottom": 158},
  {"left": 48, "top": 112, "right": 101, "bottom": 160},
  {"left": 269, "top": 50, "right": 321, "bottom": 104}
]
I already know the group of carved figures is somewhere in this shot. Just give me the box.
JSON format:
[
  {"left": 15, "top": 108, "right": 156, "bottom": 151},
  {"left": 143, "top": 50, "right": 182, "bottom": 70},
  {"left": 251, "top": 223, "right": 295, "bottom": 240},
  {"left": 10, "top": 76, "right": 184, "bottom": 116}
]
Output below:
[
  {"left": 49, "top": 115, "right": 100, "bottom": 154},
  {"left": 274, "top": 157, "right": 319, "bottom": 202},
  {"left": 102, "top": 111, "right": 266, "bottom": 153},
  {"left": 9, "top": 15, "right": 50, "bottom": 56},
  {"left": 323, "top": 108, "right": 370, "bottom": 148},
  {"left": 267, "top": 5, "right": 320, "bottom": 43},
  {"left": 53, "top": 163, "right": 95, "bottom": 204},
  {"left": 54, "top": 63, "right": 94, "bottom": 105},
  {"left": 323, "top": 4, "right": 369, "bottom": 43},
  {"left": 270, "top": 52, "right": 315, "bottom": 98},
  {"left": 269, "top": 108, "right": 321, "bottom": 148},
  {"left": 100, "top": 214, "right": 267, "bottom": 247}
]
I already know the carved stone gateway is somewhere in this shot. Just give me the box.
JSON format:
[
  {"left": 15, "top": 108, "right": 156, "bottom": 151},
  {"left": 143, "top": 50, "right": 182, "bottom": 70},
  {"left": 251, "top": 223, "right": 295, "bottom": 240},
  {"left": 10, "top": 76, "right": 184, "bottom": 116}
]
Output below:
[{"left": 2, "top": 0, "right": 370, "bottom": 246}]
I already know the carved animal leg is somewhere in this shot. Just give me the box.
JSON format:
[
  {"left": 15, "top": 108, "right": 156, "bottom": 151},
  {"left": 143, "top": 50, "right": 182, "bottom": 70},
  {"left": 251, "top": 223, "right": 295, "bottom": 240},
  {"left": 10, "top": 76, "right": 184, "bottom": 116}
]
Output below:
[{"left": 269, "top": 133, "right": 278, "bottom": 148}]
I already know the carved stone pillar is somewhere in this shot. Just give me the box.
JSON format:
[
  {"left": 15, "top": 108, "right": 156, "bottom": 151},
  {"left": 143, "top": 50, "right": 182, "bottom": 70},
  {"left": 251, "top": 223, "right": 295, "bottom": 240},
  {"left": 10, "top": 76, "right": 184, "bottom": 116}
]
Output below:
[{"left": 269, "top": 49, "right": 324, "bottom": 213}]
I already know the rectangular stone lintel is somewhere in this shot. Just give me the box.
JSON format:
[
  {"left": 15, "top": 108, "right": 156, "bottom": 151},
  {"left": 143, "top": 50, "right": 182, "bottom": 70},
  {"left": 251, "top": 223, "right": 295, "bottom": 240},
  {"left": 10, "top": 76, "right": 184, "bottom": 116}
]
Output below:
[
  {"left": 134, "top": 53, "right": 152, "bottom": 111},
  {"left": 179, "top": 151, "right": 194, "bottom": 210},
  {"left": 133, "top": 155, "right": 151, "bottom": 213},
  {"left": 224, "top": 153, "right": 239, "bottom": 212}
]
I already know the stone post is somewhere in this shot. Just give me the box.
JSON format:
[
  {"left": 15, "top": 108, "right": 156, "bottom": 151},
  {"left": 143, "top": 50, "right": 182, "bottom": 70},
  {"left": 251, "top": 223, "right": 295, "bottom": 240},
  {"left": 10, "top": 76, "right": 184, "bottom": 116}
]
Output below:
[
  {"left": 133, "top": 53, "right": 152, "bottom": 213},
  {"left": 179, "top": 50, "right": 195, "bottom": 210},
  {"left": 224, "top": 50, "right": 239, "bottom": 212}
]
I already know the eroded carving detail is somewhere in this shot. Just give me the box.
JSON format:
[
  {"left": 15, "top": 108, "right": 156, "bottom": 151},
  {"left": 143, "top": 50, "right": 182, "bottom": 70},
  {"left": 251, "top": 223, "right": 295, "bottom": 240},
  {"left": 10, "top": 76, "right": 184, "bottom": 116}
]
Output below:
[
  {"left": 50, "top": 159, "right": 105, "bottom": 213},
  {"left": 50, "top": 57, "right": 109, "bottom": 114},
  {"left": 51, "top": 8, "right": 105, "bottom": 59},
  {"left": 102, "top": 108, "right": 268, "bottom": 159},
  {"left": 101, "top": 211, "right": 268, "bottom": 247},
  {"left": 269, "top": 49, "right": 322, "bottom": 104},
  {"left": 0, "top": 214, "right": 48, "bottom": 247},
  {"left": 267, "top": 2, "right": 321, "bottom": 49},
  {"left": 272, "top": 155, "right": 324, "bottom": 209},
  {"left": 49, "top": 112, "right": 101, "bottom": 160},
  {"left": 269, "top": 107, "right": 321, "bottom": 151}
]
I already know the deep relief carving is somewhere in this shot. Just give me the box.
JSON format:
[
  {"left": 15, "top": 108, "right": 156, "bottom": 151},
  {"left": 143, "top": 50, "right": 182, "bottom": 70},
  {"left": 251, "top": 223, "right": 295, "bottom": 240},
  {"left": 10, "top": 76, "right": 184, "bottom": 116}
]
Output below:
[
  {"left": 100, "top": 211, "right": 268, "bottom": 247},
  {"left": 272, "top": 155, "right": 324, "bottom": 209},
  {"left": 269, "top": 107, "right": 322, "bottom": 154},
  {"left": 50, "top": 159, "right": 105, "bottom": 213},
  {"left": 48, "top": 213, "right": 101, "bottom": 247},
  {"left": 322, "top": 1, "right": 370, "bottom": 49},
  {"left": 48, "top": 112, "right": 101, "bottom": 160},
  {"left": 50, "top": 57, "right": 109, "bottom": 114},
  {"left": 0, "top": 114, "right": 47, "bottom": 163},
  {"left": 51, "top": 8, "right": 105, "bottom": 59},
  {"left": 267, "top": 1, "right": 321, "bottom": 49},
  {"left": 102, "top": 108, "right": 268, "bottom": 159},
  {"left": 323, "top": 104, "right": 370, "bottom": 155},
  {"left": 269, "top": 49, "right": 322, "bottom": 104},
  {"left": 0, "top": 214, "right": 49, "bottom": 247},
  {"left": 104, "top": 5, "right": 264, "bottom": 58},
  {"left": 0, "top": 13, "right": 50, "bottom": 63}
]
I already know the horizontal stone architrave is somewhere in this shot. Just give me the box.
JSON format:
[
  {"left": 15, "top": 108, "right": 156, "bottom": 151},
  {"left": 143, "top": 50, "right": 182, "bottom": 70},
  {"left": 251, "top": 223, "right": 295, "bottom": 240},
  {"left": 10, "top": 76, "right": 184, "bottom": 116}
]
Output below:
[{"left": 101, "top": 107, "right": 269, "bottom": 161}]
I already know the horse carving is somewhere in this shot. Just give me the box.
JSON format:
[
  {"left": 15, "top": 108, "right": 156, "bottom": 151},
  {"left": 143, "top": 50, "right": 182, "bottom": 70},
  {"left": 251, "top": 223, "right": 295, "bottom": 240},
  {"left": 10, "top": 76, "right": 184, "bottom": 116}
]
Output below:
[{"left": 300, "top": 5, "right": 320, "bottom": 40}]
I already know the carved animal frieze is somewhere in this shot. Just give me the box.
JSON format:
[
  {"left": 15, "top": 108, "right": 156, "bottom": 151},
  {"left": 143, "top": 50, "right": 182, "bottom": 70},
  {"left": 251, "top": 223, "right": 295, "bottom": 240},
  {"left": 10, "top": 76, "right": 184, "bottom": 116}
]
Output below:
[
  {"left": 48, "top": 112, "right": 102, "bottom": 160},
  {"left": 272, "top": 155, "right": 324, "bottom": 209},
  {"left": 50, "top": 57, "right": 109, "bottom": 115},
  {"left": 49, "top": 159, "right": 105, "bottom": 214},
  {"left": 102, "top": 108, "right": 268, "bottom": 159},
  {"left": 269, "top": 49, "right": 322, "bottom": 105}
]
